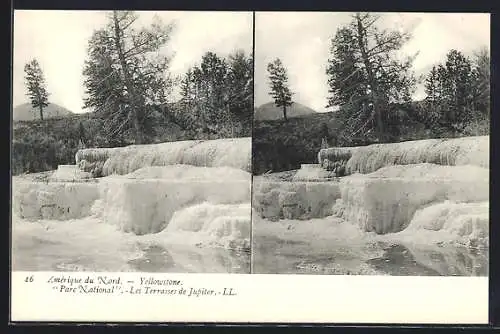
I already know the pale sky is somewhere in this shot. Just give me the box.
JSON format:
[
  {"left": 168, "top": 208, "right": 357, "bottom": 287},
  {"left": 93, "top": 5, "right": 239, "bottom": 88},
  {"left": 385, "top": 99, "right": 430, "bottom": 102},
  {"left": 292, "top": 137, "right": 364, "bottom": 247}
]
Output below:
[
  {"left": 13, "top": 10, "right": 253, "bottom": 113},
  {"left": 255, "top": 12, "right": 490, "bottom": 112}
]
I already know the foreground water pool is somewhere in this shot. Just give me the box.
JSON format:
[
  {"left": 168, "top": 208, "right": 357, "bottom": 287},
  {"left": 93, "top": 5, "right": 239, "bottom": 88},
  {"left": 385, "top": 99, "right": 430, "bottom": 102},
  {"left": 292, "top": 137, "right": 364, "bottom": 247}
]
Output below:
[
  {"left": 12, "top": 215, "right": 250, "bottom": 274},
  {"left": 252, "top": 216, "right": 488, "bottom": 276},
  {"left": 12, "top": 214, "right": 488, "bottom": 276}
]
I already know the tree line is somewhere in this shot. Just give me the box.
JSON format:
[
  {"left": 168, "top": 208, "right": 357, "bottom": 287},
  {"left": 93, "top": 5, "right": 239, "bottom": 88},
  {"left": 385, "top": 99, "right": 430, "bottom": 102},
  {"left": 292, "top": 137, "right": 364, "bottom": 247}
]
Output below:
[
  {"left": 23, "top": 10, "right": 253, "bottom": 145},
  {"left": 265, "top": 12, "right": 490, "bottom": 144},
  {"left": 421, "top": 47, "right": 489, "bottom": 137},
  {"left": 177, "top": 50, "right": 253, "bottom": 138}
]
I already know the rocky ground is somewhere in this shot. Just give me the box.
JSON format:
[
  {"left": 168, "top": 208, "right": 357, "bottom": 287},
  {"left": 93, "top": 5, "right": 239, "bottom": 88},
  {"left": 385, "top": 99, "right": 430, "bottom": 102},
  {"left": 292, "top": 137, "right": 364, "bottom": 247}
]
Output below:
[{"left": 258, "top": 170, "right": 298, "bottom": 182}]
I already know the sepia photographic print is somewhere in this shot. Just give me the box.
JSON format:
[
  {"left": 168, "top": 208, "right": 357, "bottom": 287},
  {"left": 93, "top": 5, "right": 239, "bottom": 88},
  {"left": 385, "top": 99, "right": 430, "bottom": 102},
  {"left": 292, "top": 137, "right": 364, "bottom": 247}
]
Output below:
[
  {"left": 12, "top": 10, "right": 253, "bottom": 274},
  {"left": 252, "top": 12, "right": 490, "bottom": 276}
]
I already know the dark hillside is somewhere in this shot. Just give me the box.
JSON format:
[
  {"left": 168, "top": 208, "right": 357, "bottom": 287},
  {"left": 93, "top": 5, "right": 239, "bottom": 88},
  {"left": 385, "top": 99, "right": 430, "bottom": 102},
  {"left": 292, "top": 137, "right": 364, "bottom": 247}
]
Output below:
[
  {"left": 11, "top": 106, "right": 227, "bottom": 175},
  {"left": 252, "top": 103, "right": 446, "bottom": 175},
  {"left": 252, "top": 112, "right": 342, "bottom": 175}
]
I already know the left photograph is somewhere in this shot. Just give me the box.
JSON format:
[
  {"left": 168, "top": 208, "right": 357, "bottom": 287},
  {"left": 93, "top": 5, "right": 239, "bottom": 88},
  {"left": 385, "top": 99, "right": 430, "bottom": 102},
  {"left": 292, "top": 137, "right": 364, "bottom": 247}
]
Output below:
[{"left": 11, "top": 10, "right": 253, "bottom": 273}]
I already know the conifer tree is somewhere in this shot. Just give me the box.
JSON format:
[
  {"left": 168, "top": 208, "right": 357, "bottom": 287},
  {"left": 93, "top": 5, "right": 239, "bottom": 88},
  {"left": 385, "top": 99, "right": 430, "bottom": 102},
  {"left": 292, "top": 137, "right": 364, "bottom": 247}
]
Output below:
[
  {"left": 325, "top": 13, "right": 417, "bottom": 142},
  {"left": 83, "top": 11, "right": 175, "bottom": 144},
  {"left": 267, "top": 58, "right": 293, "bottom": 121},
  {"left": 24, "top": 59, "right": 49, "bottom": 120}
]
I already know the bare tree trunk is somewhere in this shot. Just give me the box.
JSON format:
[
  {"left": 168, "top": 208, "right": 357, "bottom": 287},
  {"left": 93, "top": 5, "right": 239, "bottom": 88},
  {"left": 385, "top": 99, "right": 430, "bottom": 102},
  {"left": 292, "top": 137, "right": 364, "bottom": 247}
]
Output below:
[
  {"left": 38, "top": 105, "right": 44, "bottom": 121},
  {"left": 355, "top": 14, "right": 384, "bottom": 142},
  {"left": 36, "top": 89, "right": 44, "bottom": 120},
  {"left": 283, "top": 105, "right": 288, "bottom": 121},
  {"left": 230, "top": 109, "right": 235, "bottom": 138},
  {"left": 112, "top": 12, "right": 144, "bottom": 144}
]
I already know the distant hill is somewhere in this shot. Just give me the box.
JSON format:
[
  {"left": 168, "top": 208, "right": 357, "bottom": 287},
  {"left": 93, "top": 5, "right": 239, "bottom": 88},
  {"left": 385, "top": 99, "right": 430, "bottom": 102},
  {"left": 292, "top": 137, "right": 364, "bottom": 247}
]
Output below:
[
  {"left": 13, "top": 102, "right": 74, "bottom": 121},
  {"left": 254, "top": 102, "right": 317, "bottom": 121}
]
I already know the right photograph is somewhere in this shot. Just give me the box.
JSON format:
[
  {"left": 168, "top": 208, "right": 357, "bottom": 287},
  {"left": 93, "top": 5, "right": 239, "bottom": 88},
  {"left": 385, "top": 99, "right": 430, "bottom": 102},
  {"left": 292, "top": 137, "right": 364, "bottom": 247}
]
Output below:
[{"left": 252, "top": 12, "right": 490, "bottom": 276}]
